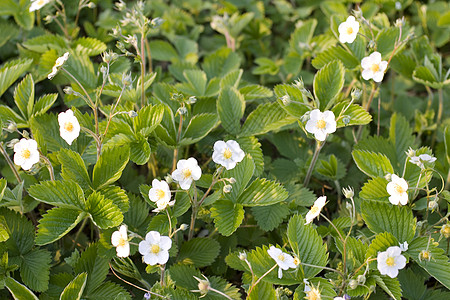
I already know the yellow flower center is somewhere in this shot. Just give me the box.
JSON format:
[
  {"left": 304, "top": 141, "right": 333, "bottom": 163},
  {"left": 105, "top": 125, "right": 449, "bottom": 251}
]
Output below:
[
  {"left": 293, "top": 257, "right": 300, "bottom": 266},
  {"left": 371, "top": 64, "right": 380, "bottom": 73},
  {"left": 37, "top": 0, "right": 45, "bottom": 5},
  {"left": 223, "top": 148, "right": 232, "bottom": 159},
  {"left": 310, "top": 206, "right": 320, "bottom": 214},
  {"left": 117, "top": 237, "right": 127, "bottom": 247},
  {"left": 182, "top": 168, "right": 192, "bottom": 179},
  {"left": 22, "top": 149, "right": 31, "bottom": 159},
  {"left": 156, "top": 189, "right": 165, "bottom": 200},
  {"left": 277, "top": 254, "right": 285, "bottom": 262},
  {"left": 64, "top": 122, "right": 74, "bottom": 132},
  {"left": 420, "top": 250, "right": 430, "bottom": 260},
  {"left": 385, "top": 257, "right": 395, "bottom": 266},
  {"left": 305, "top": 288, "right": 321, "bottom": 300},
  {"left": 151, "top": 245, "right": 160, "bottom": 254},
  {"left": 394, "top": 184, "right": 405, "bottom": 194},
  {"left": 443, "top": 226, "right": 450, "bottom": 238},
  {"left": 347, "top": 27, "right": 354, "bottom": 34},
  {"left": 316, "top": 119, "right": 326, "bottom": 129}
]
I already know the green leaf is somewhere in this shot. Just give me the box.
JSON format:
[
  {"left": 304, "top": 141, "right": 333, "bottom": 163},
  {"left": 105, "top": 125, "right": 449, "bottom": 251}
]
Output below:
[
  {"left": 36, "top": 207, "right": 86, "bottom": 245},
  {"left": 251, "top": 203, "right": 290, "bottom": 231},
  {"left": 149, "top": 40, "right": 179, "bottom": 62},
  {"left": 237, "top": 137, "right": 263, "bottom": 177},
  {"left": 313, "top": 60, "right": 345, "bottom": 110},
  {"left": 73, "top": 244, "right": 109, "bottom": 294},
  {"left": 359, "top": 177, "right": 390, "bottom": 202},
  {"left": 287, "top": 215, "right": 328, "bottom": 278},
  {"left": 22, "top": 34, "right": 66, "bottom": 53},
  {"left": 178, "top": 238, "right": 220, "bottom": 267},
  {"left": 312, "top": 46, "right": 359, "bottom": 69},
  {"left": 408, "top": 237, "right": 450, "bottom": 290},
  {"left": 352, "top": 150, "right": 394, "bottom": 178},
  {"left": 445, "top": 126, "right": 450, "bottom": 162},
  {"left": 289, "top": 19, "right": 317, "bottom": 55},
  {"left": 274, "top": 84, "right": 311, "bottom": 119},
  {"left": 413, "top": 66, "right": 445, "bottom": 89},
  {"left": 0, "top": 178, "right": 6, "bottom": 201},
  {"left": 85, "top": 192, "right": 123, "bottom": 229},
  {"left": 373, "top": 274, "right": 402, "bottom": 300},
  {"left": 210, "top": 201, "right": 244, "bottom": 236},
  {"left": 4, "top": 277, "right": 39, "bottom": 300},
  {"left": 133, "top": 104, "right": 164, "bottom": 137},
  {"left": 181, "top": 113, "right": 218, "bottom": 146},
  {"left": 58, "top": 149, "right": 92, "bottom": 191},
  {"left": 60, "top": 273, "right": 87, "bottom": 300},
  {"left": 182, "top": 69, "right": 207, "bottom": 96},
  {"left": 28, "top": 180, "right": 85, "bottom": 210},
  {"left": 376, "top": 27, "right": 400, "bottom": 58},
  {"left": 220, "top": 69, "right": 243, "bottom": 88},
  {"left": 0, "top": 208, "right": 35, "bottom": 255},
  {"left": 92, "top": 146, "right": 129, "bottom": 189},
  {"left": 366, "top": 232, "right": 398, "bottom": 260},
  {"left": 32, "top": 93, "right": 58, "bottom": 116},
  {"left": 345, "top": 237, "right": 368, "bottom": 268},
  {"left": 239, "top": 84, "right": 272, "bottom": 101},
  {"left": 13, "top": 74, "right": 34, "bottom": 119},
  {"left": 238, "top": 178, "right": 288, "bottom": 207},
  {"left": 13, "top": 7, "right": 34, "bottom": 31},
  {"left": 217, "top": 86, "right": 245, "bottom": 135},
  {"left": 129, "top": 136, "right": 151, "bottom": 165},
  {"left": 20, "top": 249, "right": 51, "bottom": 292},
  {"left": 248, "top": 280, "right": 276, "bottom": 300},
  {"left": 390, "top": 53, "right": 416, "bottom": 79},
  {"left": 331, "top": 102, "right": 372, "bottom": 127},
  {"left": 87, "top": 281, "right": 131, "bottom": 300},
  {"left": 98, "top": 186, "right": 129, "bottom": 213},
  {"left": 316, "top": 154, "right": 346, "bottom": 180},
  {"left": 202, "top": 48, "right": 241, "bottom": 78},
  {"left": 0, "top": 58, "right": 33, "bottom": 98},
  {"left": 240, "top": 102, "right": 296, "bottom": 137},
  {"left": 221, "top": 155, "right": 255, "bottom": 202},
  {"left": 72, "top": 37, "right": 107, "bottom": 56},
  {"left": 389, "top": 113, "right": 414, "bottom": 166},
  {"left": 361, "top": 200, "right": 416, "bottom": 242}
]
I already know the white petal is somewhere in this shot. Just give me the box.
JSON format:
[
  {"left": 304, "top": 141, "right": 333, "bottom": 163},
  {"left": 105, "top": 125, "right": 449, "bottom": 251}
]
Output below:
[
  {"left": 111, "top": 231, "right": 122, "bottom": 246},
  {"left": 116, "top": 243, "right": 130, "bottom": 257},
  {"left": 159, "top": 236, "right": 172, "bottom": 250},
  {"left": 386, "top": 267, "right": 399, "bottom": 278},
  {"left": 213, "top": 140, "right": 227, "bottom": 151},
  {"left": 373, "top": 71, "right": 385, "bottom": 83},
  {"left": 278, "top": 267, "right": 283, "bottom": 279},
  {"left": 171, "top": 169, "right": 183, "bottom": 182},
  {"left": 143, "top": 253, "right": 159, "bottom": 265},
  {"left": 362, "top": 69, "right": 373, "bottom": 80},
  {"left": 325, "top": 120, "right": 336, "bottom": 134},
  {"left": 179, "top": 178, "right": 193, "bottom": 190},
  {"left": 399, "top": 193, "right": 408, "bottom": 205},
  {"left": 315, "top": 196, "right": 327, "bottom": 208},
  {"left": 395, "top": 255, "right": 407, "bottom": 269},
  {"left": 309, "top": 109, "right": 321, "bottom": 120},
  {"left": 379, "top": 61, "right": 388, "bottom": 72},
  {"left": 347, "top": 16, "right": 356, "bottom": 23},
  {"left": 305, "top": 119, "right": 317, "bottom": 135},
  {"left": 361, "top": 57, "right": 372, "bottom": 69},
  {"left": 389, "top": 195, "right": 400, "bottom": 205},
  {"left": 156, "top": 250, "right": 169, "bottom": 264},
  {"left": 370, "top": 52, "right": 382, "bottom": 63},
  {"left": 139, "top": 240, "right": 150, "bottom": 255},
  {"left": 314, "top": 130, "right": 326, "bottom": 141},
  {"left": 191, "top": 165, "right": 202, "bottom": 180}
]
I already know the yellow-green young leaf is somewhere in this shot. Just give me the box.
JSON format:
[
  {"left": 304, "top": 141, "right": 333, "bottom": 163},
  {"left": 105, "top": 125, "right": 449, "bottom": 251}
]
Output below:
[
  {"left": 180, "top": 113, "right": 219, "bottom": 146},
  {"left": 332, "top": 102, "right": 372, "bottom": 127},
  {"left": 133, "top": 104, "right": 164, "bottom": 137},
  {"left": 28, "top": 180, "right": 85, "bottom": 210},
  {"left": 366, "top": 232, "right": 398, "bottom": 260},
  {"left": 149, "top": 40, "right": 179, "bottom": 62},
  {"left": 178, "top": 238, "right": 220, "bottom": 267},
  {"left": 0, "top": 58, "right": 33, "bottom": 98},
  {"left": 72, "top": 37, "right": 107, "bottom": 56},
  {"left": 0, "top": 222, "right": 9, "bottom": 243},
  {"left": 408, "top": 237, "right": 450, "bottom": 290},
  {"left": 129, "top": 136, "right": 151, "bottom": 165},
  {"left": 73, "top": 244, "right": 109, "bottom": 294},
  {"left": 274, "top": 84, "right": 311, "bottom": 119},
  {"left": 98, "top": 186, "right": 129, "bottom": 213},
  {"left": 210, "top": 201, "right": 245, "bottom": 236},
  {"left": 237, "top": 178, "right": 288, "bottom": 207},
  {"left": 217, "top": 86, "right": 245, "bottom": 135},
  {"left": 13, "top": 74, "right": 34, "bottom": 119},
  {"left": 248, "top": 280, "right": 276, "bottom": 300},
  {"left": 251, "top": 203, "right": 290, "bottom": 232},
  {"left": 20, "top": 249, "right": 51, "bottom": 292},
  {"left": 312, "top": 46, "right": 360, "bottom": 69},
  {"left": 32, "top": 93, "right": 58, "bottom": 116},
  {"left": 373, "top": 275, "right": 402, "bottom": 300},
  {"left": 240, "top": 102, "right": 297, "bottom": 137},
  {"left": 60, "top": 273, "right": 87, "bottom": 300},
  {"left": 316, "top": 154, "right": 346, "bottom": 180},
  {"left": 287, "top": 215, "right": 328, "bottom": 278},
  {"left": 22, "top": 34, "right": 66, "bottom": 53},
  {"left": 85, "top": 192, "right": 123, "bottom": 229},
  {"left": 5, "top": 277, "right": 39, "bottom": 300},
  {"left": 352, "top": 150, "right": 394, "bottom": 178},
  {"left": 36, "top": 207, "right": 86, "bottom": 245},
  {"left": 313, "top": 60, "right": 345, "bottom": 110},
  {"left": 359, "top": 177, "right": 390, "bottom": 201},
  {"left": 58, "top": 149, "right": 92, "bottom": 191},
  {"left": 361, "top": 200, "right": 416, "bottom": 243},
  {"left": 289, "top": 19, "right": 317, "bottom": 55},
  {"left": 92, "top": 146, "right": 129, "bottom": 189}
]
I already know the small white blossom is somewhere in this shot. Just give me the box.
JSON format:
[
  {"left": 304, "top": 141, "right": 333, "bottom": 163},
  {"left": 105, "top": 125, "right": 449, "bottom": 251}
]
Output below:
[
  {"left": 13, "top": 138, "right": 40, "bottom": 171},
  {"left": 386, "top": 174, "right": 408, "bottom": 205},
  {"left": 399, "top": 241, "right": 408, "bottom": 252},
  {"left": 361, "top": 52, "right": 388, "bottom": 82},
  {"left": 58, "top": 109, "right": 80, "bottom": 145},
  {"left": 334, "top": 295, "right": 350, "bottom": 300},
  {"left": 305, "top": 196, "right": 327, "bottom": 225},
  {"left": 409, "top": 154, "right": 437, "bottom": 169},
  {"left": 138, "top": 231, "right": 172, "bottom": 265},
  {"left": 377, "top": 246, "right": 407, "bottom": 278},
  {"left": 267, "top": 246, "right": 297, "bottom": 279},
  {"left": 111, "top": 225, "right": 130, "bottom": 258},
  {"left": 212, "top": 140, "right": 245, "bottom": 170},
  {"left": 305, "top": 109, "right": 336, "bottom": 141},
  {"left": 48, "top": 52, "right": 69, "bottom": 79},
  {"left": 149, "top": 179, "right": 174, "bottom": 212},
  {"left": 338, "top": 16, "right": 359, "bottom": 44},
  {"left": 304, "top": 284, "right": 322, "bottom": 300},
  {"left": 29, "top": 0, "right": 51, "bottom": 12},
  {"left": 171, "top": 158, "right": 202, "bottom": 190}
]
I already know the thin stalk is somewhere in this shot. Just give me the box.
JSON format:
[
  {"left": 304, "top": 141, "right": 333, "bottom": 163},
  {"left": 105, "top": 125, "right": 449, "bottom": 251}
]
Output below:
[
  {"left": 39, "top": 152, "right": 55, "bottom": 181},
  {"left": 247, "top": 264, "right": 278, "bottom": 296},
  {"left": 172, "top": 112, "right": 184, "bottom": 172},
  {"left": 432, "top": 88, "right": 444, "bottom": 147},
  {"left": 102, "top": 86, "right": 126, "bottom": 138},
  {"left": 303, "top": 141, "right": 324, "bottom": 187},
  {"left": 140, "top": 29, "right": 146, "bottom": 107},
  {"left": 209, "top": 287, "right": 233, "bottom": 300},
  {"left": 145, "top": 39, "right": 153, "bottom": 73},
  {"left": 71, "top": 218, "right": 88, "bottom": 250},
  {"left": 160, "top": 265, "right": 165, "bottom": 287},
  {"left": 188, "top": 200, "right": 197, "bottom": 240},
  {"left": 0, "top": 143, "right": 22, "bottom": 183},
  {"left": 299, "top": 262, "right": 344, "bottom": 278}
]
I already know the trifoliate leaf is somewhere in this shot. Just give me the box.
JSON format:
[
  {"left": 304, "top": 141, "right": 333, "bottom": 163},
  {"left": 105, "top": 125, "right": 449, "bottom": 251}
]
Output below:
[
  {"left": 251, "top": 203, "right": 290, "bottom": 232},
  {"left": 58, "top": 149, "right": 92, "bottom": 191},
  {"left": 13, "top": 74, "right": 34, "bottom": 119},
  {"left": 0, "top": 208, "right": 35, "bottom": 255},
  {"left": 178, "top": 238, "right": 220, "bottom": 267},
  {"left": 0, "top": 58, "right": 33, "bottom": 98},
  {"left": 73, "top": 244, "right": 109, "bottom": 294},
  {"left": 217, "top": 86, "right": 245, "bottom": 135},
  {"left": 313, "top": 60, "right": 345, "bottom": 111}
]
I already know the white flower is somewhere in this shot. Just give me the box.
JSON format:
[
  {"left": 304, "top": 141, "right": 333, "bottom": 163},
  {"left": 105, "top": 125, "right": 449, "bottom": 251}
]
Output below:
[
  {"left": 361, "top": 52, "right": 388, "bottom": 82},
  {"left": 377, "top": 246, "right": 407, "bottom": 278},
  {"left": 338, "top": 16, "right": 359, "bottom": 44},
  {"left": 13, "top": 138, "right": 40, "bottom": 171},
  {"left": 267, "top": 246, "right": 297, "bottom": 279},
  {"left": 409, "top": 154, "right": 437, "bottom": 169},
  {"left": 171, "top": 157, "right": 202, "bottom": 190},
  {"left": 304, "top": 284, "right": 322, "bottom": 300},
  {"left": 305, "top": 196, "right": 327, "bottom": 225},
  {"left": 305, "top": 110, "right": 336, "bottom": 141},
  {"left": 399, "top": 241, "right": 408, "bottom": 252},
  {"left": 386, "top": 174, "right": 408, "bottom": 205},
  {"left": 138, "top": 231, "right": 172, "bottom": 265},
  {"left": 334, "top": 296, "right": 350, "bottom": 300},
  {"left": 29, "top": 0, "right": 50, "bottom": 12},
  {"left": 48, "top": 52, "right": 69, "bottom": 79},
  {"left": 212, "top": 140, "right": 245, "bottom": 170},
  {"left": 149, "top": 179, "right": 174, "bottom": 212},
  {"left": 58, "top": 109, "right": 80, "bottom": 145},
  {"left": 111, "top": 225, "right": 130, "bottom": 258}
]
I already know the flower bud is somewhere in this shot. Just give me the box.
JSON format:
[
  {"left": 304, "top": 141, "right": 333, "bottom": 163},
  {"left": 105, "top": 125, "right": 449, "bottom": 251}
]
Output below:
[
  {"left": 384, "top": 173, "right": 392, "bottom": 181},
  {"left": 151, "top": 17, "right": 164, "bottom": 27},
  {"left": 187, "top": 96, "right": 197, "bottom": 104},
  {"left": 342, "top": 186, "right": 354, "bottom": 199},
  {"left": 6, "top": 139, "right": 19, "bottom": 149},
  {"left": 395, "top": 17, "right": 405, "bottom": 27},
  {"left": 428, "top": 200, "right": 438, "bottom": 211},
  {"left": 293, "top": 78, "right": 304, "bottom": 89},
  {"left": 180, "top": 224, "right": 188, "bottom": 231},
  {"left": 223, "top": 185, "right": 232, "bottom": 193},
  {"left": 343, "top": 116, "right": 351, "bottom": 125},
  {"left": 115, "top": 1, "right": 126, "bottom": 11},
  {"left": 177, "top": 107, "right": 188, "bottom": 115},
  {"left": 87, "top": 2, "right": 96, "bottom": 8},
  {"left": 229, "top": 177, "right": 236, "bottom": 184},
  {"left": 122, "top": 72, "right": 133, "bottom": 87},
  {"left": 239, "top": 252, "right": 247, "bottom": 261},
  {"left": 348, "top": 279, "right": 358, "bottom": 290},
  {"left": 419, "top": 250, "right": 431, "bottom": 262},
  {"left": 128, "top": 111, "right": 138, "bottom": 118},
  {"left": 406, "top": 147, "right": 416, "bottom": 158},
  {"left": 6, "top": 122, "right": 17, "bottom": 133},
  {"left": 357, "top": 275, "right": 366, "bottom": 285},
  {"left": 441, "top": 224, "right": 450, "bottom": 239},
  {"left": 395, "top": 1, "right": 402, "bottom": 10},
  {"left": 164, "top": 174, "right": 173, "bottom": 184},
  {"left": 280, "top": 95, "right": 291, "bottom": 105},
  {"left": 351, "top": 88, "right": 362, "bottom": 100}
]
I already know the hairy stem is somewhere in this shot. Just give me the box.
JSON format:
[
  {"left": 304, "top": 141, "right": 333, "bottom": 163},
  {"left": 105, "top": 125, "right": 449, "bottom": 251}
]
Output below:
[
  {"left": 303, "top": 141, "right": 324, "bottom": 187},
  {"left": 0, "top": 143, "right": 22, "bottom": 183}
]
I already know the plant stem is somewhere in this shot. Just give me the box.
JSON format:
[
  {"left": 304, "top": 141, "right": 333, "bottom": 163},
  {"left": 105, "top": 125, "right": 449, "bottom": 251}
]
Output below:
[
  {"left": 188, "top": 201, "right": 197, "bottom": 241},
  {"left": 0, "top": 143, "right": 22, "bottom": 183},
  {"left": 172, "top": 112, "right": 184, "bottom": 172},
  {"left": 145, "top": 38, "right": 153, "bottom": 73},
  {"left": 140, "top": 29, "right": 146, "bottom": 107},
  {"left": 71, "top": 218, "right": 88, "bottom": 250},
  {"left": 39, "top": 152, "right": 55, "bottom": 181},
  {"left": 209, "top": 287, "right": 233, "bottom": 300},
  {"left": 303, "top": 141, "right": 324, "bottom": 187},
  {"left": 247, "top": 264, "right": 277, "bottom": 296},
  {"left": 432, "top": 88, "right": 444, "bottom": 147}
]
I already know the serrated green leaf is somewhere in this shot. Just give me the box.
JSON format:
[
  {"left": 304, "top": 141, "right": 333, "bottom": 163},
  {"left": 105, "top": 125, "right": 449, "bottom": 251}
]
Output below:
[
  {"left": 332, "top": 102, "right": 372, "bottom": 127},
  {"left": 236, "top": 136, "right": 263, "bottom": 177},
  {"left": 359, "top": 177, "right": 390, "bottom": 201},
  {"left": 211, "top": 201, "right": 244, "bottom": 236},
  {"left": 129, "top": 136, "right": 151, "bottom": 165},
  {"left": 287, "top": 215, "right": 328, "bottom": 278},
  {"left": 389, "top": 113, "right": 414, "bottom": 165},
  {"left": 366, "top": 232, "right": 398, "bottom": 260},
  {"left": 374, "top": 274, "right": 402, "bottom": 300},
  {"left": 181, "top": 113, "right": 218, "bottom": 146},
  {"left": 361, "top": 200, "right": 416, "bottom": 242},
  {"left": 202, "top": 48, "right": 241, "bottom": 78},
  {"left": 146, "top": 214, "right": 176, "bottom": 236},
  {"left": 240, "top": 102, "right": 296, "bottom": 137},
  {"left": 60, "top": 272, "right": 87, "bottom": 300},
  {"left": 0, "top": 58, "right": 33, "bottom": 98},
  {"left": 221, "top": 155, "right": 255, "bottom": 202},
  {"left": 178, "top": 238, "right": 220, "bottom": 267},
  {"left": 239, "top": 84, "right": 272, "bottom": 101},
  {"left": 98, "top": 186, "right": 129, "bottom": 213},
  {"left": 5, "top": 277, "right": 39, "bottom": 300},
  {"left": 313, "top": 60, "right": 345, "bottom": 110},
  {"left": 72, "top": 37, "right": 106, "bottom": 56},
  {"left": 217, "top": 86, "right": 245, "bottom": 135},
  {"left": 352, "top": 150, "right": 394, "bottom": 178},
  {"left": 289, "top": 19, "right": 317, "bottom": 55},
  {"left": 22, "top": 34, "right": 66, "bottom": 53},
  {"left": 316, "top": 154, "right": 346, "bottom": 180},
  {"left": 92, "top": 146, "right": 129, "bottom": 189},
  {"left": 133, "top": 104, "right": 164, "bottom": 137},
  {"left": 274, "top": 84, "right": 311, "bottom": 119},
  {"left": 13, "top": 7, "right": 34, "bottom": 31},
  {"left": 248, "top": 280, "right": 276, "bottom": 300},
  {"left": 376, "top": 27, "right": 400, "bottom": 57},
  {"left": 74, "top": 244, "right": 109, "bottom": 294},
  {"left": 36, "top": 207, "right": 86, "bottom": 245},
  {"left": 238, "top": 178, "right": 288, "bottom": 207},
  {"left": 58, "top": 149, "right": 92, "bottom": 191},
  {"left": 0, "top": 178, "right": 6, "bottom": 201},
  {"left": 20, "top": 249, "right": 51, "bottom": 292},
  {"left": 0, "top": 208, "right": 35, "bottom": 255},
  {"left": 445, "top": 126, "right": 450, "bottom": 162},
  {"left": 149, "top": 40, "right": 179, "bottom": 62},
  {"left": 251, "top": 203, "right": 290, "bottom": 231},
  {"left": 28, "top": 180, "right": 85, "bottom": 210},
  {"left": 413, "top": 66, "right": 445, "bottom": 89},
  {"left": 182, "top": 69, "right": 207, "bottom": 96},
  {"left": 390, "top": 53, "right": 416, "bottom": 79},
  {"left": 345, "top": 237, "right": 368, "bottom": 268},
  {"left": 63, "top": 52, "right": 96, "bottom": 90},
  {"left": 32, "top": 93, "right": 58, "bottom": 116},
  {"left": 88, "top": 281, "right": 131, "bottom": 300},
  {"left": 13, "top": 74, "right": 34, "bottom": 119},
  {"left": 312, "top": 46, "right": 359, "bottom": 69},
  {"left": 220, "top": 69, "right": 242, "bottom": 88},
  {"left": 86, "top": 192, "right": 123, "bottom": 229}
]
